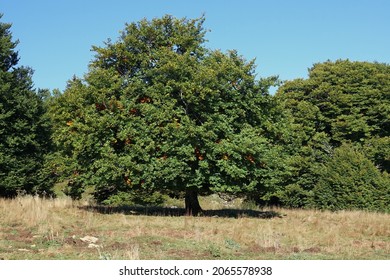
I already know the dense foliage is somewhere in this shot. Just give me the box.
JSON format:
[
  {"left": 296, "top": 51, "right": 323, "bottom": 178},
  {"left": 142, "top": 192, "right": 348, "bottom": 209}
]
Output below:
[
  {"left": 0, "top": 15, "right": 54, "bottom": 197},
  {"left": 274, "top": 60, "right": 390, "bottom": 211},
  {"left": 314, "top": 143, "right": 390, "bottom": 211},
  {"left": 49, "top": 15, "right": 290, "bottom": 214},
  {"left": 1, "top": 14, "right": 389, "bottom": 213}
]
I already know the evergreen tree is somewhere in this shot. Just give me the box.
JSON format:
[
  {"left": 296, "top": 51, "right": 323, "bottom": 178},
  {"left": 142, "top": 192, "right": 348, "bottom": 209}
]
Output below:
[
  {"left": 0, "top": 15, "right": 53, "bottom": 197},
  {"left": 314, "top": 143, "right": 390, "bottom": 212}
]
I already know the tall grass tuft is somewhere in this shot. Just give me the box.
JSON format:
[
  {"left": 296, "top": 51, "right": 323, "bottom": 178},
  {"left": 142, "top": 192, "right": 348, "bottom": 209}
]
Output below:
[{"left": 0, "top": 195, "right": 74, "bottom": 229}]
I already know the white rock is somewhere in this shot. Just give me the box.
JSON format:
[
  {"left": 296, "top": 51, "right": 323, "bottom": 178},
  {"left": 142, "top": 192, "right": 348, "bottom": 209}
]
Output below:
[
  {"left": 88, "top": 244, "right": 101, "bottom": 248},
  {"left": 80, "top": 236, "right": 99, "bottom": 243}
]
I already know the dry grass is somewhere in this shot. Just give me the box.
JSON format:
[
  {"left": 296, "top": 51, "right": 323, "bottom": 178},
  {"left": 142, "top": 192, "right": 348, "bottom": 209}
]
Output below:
[{"left": 0, "top": 195, "right": 389, "bottom": 260}]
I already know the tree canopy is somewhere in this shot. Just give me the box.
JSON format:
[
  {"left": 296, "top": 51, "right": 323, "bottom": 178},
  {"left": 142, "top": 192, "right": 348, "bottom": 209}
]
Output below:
[
  {"left": 49, "top": 15, "right": 288, "bottom": 214},
  {"left": 274, "top": 60, "right": 390, "bottom": 211}
]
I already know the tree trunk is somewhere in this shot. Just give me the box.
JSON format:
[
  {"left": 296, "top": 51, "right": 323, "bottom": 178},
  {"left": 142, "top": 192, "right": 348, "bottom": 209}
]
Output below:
[{"left": 185, "top": 189, "right": 202, "bottom": 216}]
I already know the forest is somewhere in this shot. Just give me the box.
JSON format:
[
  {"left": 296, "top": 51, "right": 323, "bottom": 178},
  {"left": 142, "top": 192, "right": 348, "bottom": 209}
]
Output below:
[{"left": 1, "top": 14, "right": 389, "bottom": 215}]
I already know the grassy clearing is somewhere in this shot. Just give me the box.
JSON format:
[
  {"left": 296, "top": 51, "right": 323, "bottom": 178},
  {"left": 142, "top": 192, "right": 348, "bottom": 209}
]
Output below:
[{"left": 0, "top": 195, "right": 389, "bottom": 260}]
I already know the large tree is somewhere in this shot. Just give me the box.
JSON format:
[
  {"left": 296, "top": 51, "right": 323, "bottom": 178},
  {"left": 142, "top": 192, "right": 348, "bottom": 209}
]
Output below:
[
  {"left": 50, "top": 15, "right": 288, "bottom": 215},
  {"left": 277, "top": 60, "right": 390, "bottom": 171},
  {"left": 0, "top": 15, "right": 53, "bottom": 197},
  {"left": 274, "top": 60, "right": 390, "bottom": 210}
]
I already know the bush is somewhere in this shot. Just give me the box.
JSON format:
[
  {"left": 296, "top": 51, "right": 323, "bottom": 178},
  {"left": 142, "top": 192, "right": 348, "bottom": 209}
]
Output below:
[{"left": 313, "top": 143, "right": 390, "bottom": 212}]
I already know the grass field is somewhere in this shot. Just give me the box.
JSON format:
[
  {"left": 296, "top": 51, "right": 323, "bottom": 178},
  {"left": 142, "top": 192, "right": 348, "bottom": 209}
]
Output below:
[{"left": 0, "top": 195, "right": 389, "bottom": 260}]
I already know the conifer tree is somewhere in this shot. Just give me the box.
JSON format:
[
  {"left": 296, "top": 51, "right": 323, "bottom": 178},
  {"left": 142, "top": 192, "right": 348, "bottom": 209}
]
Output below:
[{"left": 0, "top": 15, "right": 53, "bottom": 197}]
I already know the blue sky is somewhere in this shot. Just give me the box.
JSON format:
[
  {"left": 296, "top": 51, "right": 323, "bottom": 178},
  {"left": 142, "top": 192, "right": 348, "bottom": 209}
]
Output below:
[{"left": 2, "top": 0, "right": 390, "bottom": 91}]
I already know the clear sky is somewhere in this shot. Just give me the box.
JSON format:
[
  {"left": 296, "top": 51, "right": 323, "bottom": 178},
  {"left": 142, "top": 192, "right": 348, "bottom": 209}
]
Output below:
[{"left": 2, "top": 0, "right": 390, "bottom": 91}]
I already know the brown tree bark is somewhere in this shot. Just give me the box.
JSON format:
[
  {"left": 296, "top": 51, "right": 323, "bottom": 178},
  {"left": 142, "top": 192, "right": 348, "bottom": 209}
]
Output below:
[{"left": 185, "top": 189, "right": 202, "bottom": 216}]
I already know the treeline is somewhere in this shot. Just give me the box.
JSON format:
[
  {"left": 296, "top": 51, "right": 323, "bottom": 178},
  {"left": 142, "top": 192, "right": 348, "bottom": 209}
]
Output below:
[{"left": 0, "top": 14, "right": 389, "bottom": 214}]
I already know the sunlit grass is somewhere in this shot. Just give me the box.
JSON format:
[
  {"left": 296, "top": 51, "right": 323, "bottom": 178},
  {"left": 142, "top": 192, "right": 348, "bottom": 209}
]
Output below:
[{"left": 0, "top": 195, "right": 389, "bottom": 260}]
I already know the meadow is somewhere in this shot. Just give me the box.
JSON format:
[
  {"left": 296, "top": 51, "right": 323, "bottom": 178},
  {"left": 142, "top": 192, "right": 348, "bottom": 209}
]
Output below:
[{"left": 0, "top": 195, "right": 389, "bottom": 260}]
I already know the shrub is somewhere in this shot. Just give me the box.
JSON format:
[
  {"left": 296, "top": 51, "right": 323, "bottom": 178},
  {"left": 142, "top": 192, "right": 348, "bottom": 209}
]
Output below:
[{"left": 313, "top": 143, "right": 390, "bottom": 212}]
